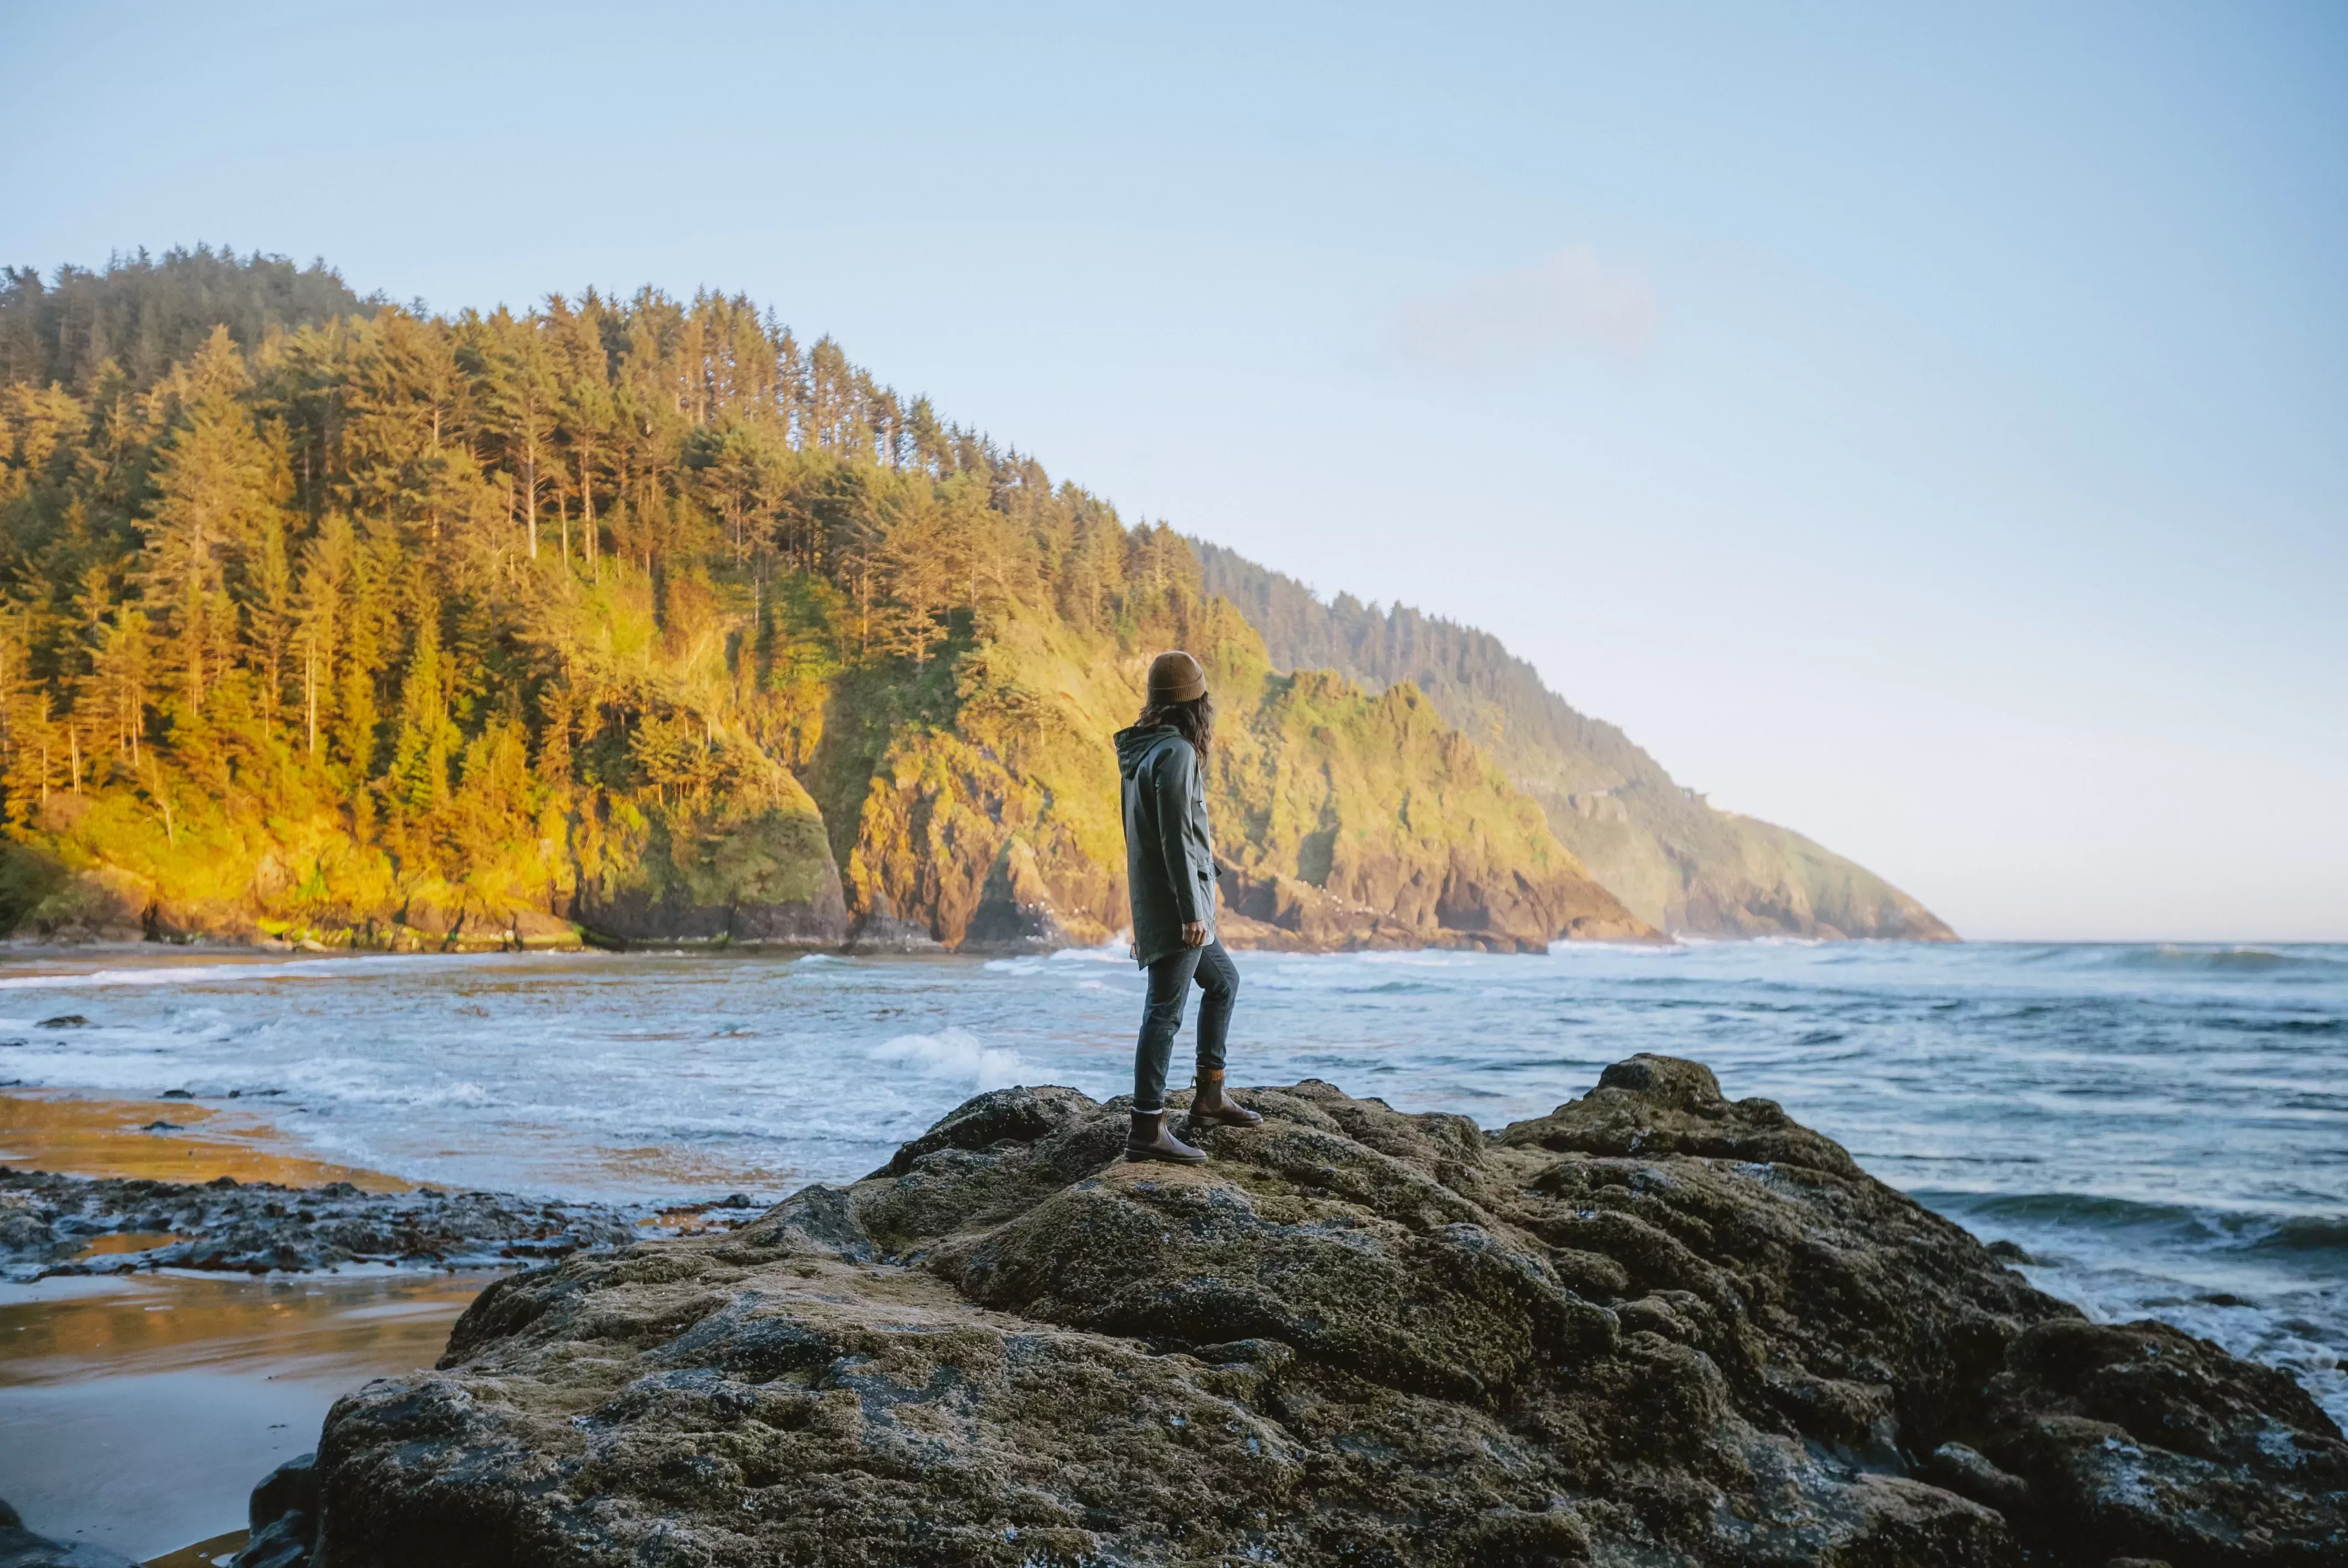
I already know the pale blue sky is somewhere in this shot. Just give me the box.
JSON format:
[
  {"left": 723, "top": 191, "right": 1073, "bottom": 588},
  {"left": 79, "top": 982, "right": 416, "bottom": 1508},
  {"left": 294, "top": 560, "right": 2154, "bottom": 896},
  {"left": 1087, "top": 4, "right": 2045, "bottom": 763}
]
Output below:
[{"left": 6, "top": 2, "right": 2343, "bottom": 939}]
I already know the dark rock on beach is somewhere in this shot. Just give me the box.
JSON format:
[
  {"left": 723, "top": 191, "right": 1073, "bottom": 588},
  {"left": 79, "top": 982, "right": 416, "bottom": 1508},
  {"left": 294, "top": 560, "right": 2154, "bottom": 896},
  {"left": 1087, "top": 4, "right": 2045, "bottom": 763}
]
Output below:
[
  {"left": 0, "top": 1169, "right": 649, "bottom": 1278},
  {"left": 229, "top": 1454, "right": 320, "bottom": 1568},
  {"left": 0, "top": 1495, "right": 139, "bottom": 1568},
  {"left": 295, "top": 1055, "right": 2344, "bottom": 1566}
]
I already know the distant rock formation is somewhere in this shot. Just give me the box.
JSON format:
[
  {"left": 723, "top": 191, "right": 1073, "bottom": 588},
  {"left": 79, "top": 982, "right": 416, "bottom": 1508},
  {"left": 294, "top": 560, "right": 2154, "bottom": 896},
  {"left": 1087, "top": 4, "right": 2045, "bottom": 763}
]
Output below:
[
  {"left": 300, "top": 1055, "right": 2339, "bottom": 1565},
  {"left": 1200, "top": 542, "right": 1956, "bottom": 941}
]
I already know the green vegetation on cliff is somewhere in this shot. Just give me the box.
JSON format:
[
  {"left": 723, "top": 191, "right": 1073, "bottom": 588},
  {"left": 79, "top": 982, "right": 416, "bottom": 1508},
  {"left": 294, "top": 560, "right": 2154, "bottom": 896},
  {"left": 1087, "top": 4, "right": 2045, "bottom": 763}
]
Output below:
[
  {"left": 0, "top": 247, "right": 1645, "bottom": 951},
  {"left": 1197, "top": 542, "right": 1954, "bottom": 940}
]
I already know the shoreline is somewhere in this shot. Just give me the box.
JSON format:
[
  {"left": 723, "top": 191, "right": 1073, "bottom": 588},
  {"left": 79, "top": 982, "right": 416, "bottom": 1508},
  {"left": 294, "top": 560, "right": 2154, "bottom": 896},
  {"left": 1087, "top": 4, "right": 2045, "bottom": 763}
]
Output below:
[
  {"left": 1, "top": 920, "right": 1708, "bottom": 961},
  {"left": 0, "top": 1102, "right": 478, "bottom": 1562}
]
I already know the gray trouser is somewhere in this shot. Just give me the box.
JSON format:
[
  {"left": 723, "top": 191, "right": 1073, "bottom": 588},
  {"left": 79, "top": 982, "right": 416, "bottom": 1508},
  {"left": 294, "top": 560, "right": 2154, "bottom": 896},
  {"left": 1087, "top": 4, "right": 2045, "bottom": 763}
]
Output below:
[{"left": 1133, "top": 939, "right": 1239, "bottom": 1112}]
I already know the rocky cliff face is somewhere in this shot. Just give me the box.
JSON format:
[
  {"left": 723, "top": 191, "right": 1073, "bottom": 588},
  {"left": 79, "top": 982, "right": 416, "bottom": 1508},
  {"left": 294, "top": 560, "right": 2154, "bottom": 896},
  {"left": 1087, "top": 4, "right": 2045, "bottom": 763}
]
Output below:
[
  {"left": 304, "top": 1056, "right": 2342, "bottom": 1566},
  {"left": 835, "top": 603, "right": 1651, "bottom": 953},
  {"left": 566, "top": 764, "right": 848, "bottom": 947},
  {"left": 0, "top": 800, "right": 586, "bottom": 953},
  {"left": 0, "top": 773, "right": 847, "bottom": 955},
  {"left": 1204, "top": 664, "right": 1645, "bottom": 952}
]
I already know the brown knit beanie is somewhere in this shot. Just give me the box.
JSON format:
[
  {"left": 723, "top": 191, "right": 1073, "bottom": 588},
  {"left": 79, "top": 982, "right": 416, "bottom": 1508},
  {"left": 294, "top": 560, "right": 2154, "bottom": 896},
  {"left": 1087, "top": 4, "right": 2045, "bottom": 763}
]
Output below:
[{"left": 1146, "top": 651, "right": 1207, "bottom": 704}]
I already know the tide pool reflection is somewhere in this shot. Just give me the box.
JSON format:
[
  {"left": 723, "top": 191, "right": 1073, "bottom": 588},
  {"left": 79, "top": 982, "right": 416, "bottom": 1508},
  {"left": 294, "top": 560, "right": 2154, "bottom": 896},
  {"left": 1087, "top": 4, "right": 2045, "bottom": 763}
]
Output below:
[{"left": 0, "top": 1267, "right": 489, "bottom": 1560}]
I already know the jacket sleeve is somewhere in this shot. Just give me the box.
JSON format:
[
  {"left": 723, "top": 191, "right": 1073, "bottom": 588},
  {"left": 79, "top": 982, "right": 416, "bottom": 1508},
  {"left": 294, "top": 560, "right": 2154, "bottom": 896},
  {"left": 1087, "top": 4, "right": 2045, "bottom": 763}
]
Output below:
[{"left": 1152, "top": 745, "right": 1203, "bottom": 924}]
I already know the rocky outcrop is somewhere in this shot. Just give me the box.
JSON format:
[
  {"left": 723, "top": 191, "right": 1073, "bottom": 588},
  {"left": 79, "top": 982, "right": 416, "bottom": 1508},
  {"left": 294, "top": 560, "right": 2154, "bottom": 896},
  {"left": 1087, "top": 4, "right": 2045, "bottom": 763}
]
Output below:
[
  {"left": 568, "top": 773, "right": 849, "bottom": 949},
  {"left": 0, "top": 837, "right": 588, "bottom": 953},
  {"left": 842, "top": 726, "right": 1121, "bottom": 953},
  {"left": 1216, "top": 854, "right": 1648, "bottom": 953},
  {"left": 0, "top": 750, "right": 849, "bottom": 956},
  {"left": 301, "top": 1056, "right": 2341, "bottom": 1565},
  {"left": 234, "top": 1454, "right": 321, "bottom": 1568},
  {"left": 0, "top": 1168, "right": 667, "bottom": 1279},
  {"left": 0, "top": 851, "right": 153, "bottom": 943}
]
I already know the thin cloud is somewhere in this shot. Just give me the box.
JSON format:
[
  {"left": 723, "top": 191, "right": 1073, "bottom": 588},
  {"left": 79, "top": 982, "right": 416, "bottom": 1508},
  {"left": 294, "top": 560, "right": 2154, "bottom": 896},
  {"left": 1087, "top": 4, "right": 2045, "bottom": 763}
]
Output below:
[{"left": 1397, "top": 245, "right": 1660, "bottom": 374}]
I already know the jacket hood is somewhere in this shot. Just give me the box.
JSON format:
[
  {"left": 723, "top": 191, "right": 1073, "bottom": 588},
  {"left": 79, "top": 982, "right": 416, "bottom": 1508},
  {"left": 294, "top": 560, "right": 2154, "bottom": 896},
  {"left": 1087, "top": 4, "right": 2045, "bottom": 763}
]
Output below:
[{"left": 1114, "top": 723, "right": 1183, "bottom": 780}]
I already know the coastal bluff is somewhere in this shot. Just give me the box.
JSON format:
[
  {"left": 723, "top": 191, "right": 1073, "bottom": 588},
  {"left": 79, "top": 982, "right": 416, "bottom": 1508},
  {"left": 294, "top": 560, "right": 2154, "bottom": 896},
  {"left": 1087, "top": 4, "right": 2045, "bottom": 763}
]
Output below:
[{"left": 290, "top": 1056, "right": 2342, "bottom": 1566}]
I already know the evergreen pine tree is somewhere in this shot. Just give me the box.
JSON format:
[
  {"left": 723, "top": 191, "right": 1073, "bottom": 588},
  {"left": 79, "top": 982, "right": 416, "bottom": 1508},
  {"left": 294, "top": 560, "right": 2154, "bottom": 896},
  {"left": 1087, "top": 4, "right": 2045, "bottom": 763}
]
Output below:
[{"left": 389, "top": 616, "right": 460, "bottom": 814}]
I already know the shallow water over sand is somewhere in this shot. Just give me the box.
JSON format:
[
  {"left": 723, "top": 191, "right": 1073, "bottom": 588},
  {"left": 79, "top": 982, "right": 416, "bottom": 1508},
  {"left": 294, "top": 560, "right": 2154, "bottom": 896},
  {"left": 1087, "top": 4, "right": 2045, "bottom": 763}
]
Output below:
[
  {"left": 0, "top": 1268, "right": 481, "bottom": 1560},
  {"left": 2, "top": 938, "right": 2342, "bottom": 1450}
]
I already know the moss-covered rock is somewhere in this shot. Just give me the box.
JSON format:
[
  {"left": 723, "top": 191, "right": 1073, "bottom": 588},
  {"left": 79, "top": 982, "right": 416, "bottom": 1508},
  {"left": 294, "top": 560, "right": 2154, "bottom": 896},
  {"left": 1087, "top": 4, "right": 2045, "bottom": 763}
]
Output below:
[
  {"left": 303, "top": 1055, "right": 2342, "bottom": 1565},
  {"left": 568, "top": 761, "right": 847, "bottom": 947}
]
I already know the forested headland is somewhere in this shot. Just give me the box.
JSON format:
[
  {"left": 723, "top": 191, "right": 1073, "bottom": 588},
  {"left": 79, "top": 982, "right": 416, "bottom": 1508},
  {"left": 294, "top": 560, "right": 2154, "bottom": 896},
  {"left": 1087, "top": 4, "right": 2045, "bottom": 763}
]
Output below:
[
  {"left": 1198, "top": 546, "right": 1954, "bottom": 939},
  {"left": 0, "top": 246, "right": 1654, "bottom": 952}
]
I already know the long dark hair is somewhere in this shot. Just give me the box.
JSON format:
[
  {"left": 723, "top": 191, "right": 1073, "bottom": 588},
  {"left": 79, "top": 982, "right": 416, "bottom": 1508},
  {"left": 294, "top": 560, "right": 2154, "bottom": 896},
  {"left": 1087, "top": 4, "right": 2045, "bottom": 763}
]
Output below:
[{"left": 1137, "top": 692, "right": 1214, "bottom": 755}]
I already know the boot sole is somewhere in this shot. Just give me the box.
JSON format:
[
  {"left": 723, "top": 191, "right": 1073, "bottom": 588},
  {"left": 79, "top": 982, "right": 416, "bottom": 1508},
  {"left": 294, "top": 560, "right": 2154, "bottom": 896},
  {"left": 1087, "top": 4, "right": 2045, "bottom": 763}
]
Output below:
[{"left": 1124, "top": 1147, "right": 1209, "bottom": 1165}]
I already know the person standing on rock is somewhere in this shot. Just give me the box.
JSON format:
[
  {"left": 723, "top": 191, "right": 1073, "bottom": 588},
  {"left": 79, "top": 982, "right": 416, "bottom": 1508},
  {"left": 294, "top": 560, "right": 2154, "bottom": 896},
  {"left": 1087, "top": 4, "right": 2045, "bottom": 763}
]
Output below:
[{"left": 1113, "top": 651, "right": 1263, "bottom": 1164}]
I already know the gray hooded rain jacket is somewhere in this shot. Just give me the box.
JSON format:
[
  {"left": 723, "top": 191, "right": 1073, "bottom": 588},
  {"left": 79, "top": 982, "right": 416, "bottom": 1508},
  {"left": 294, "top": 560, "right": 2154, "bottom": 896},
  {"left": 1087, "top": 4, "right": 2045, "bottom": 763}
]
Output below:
[{"left": 1114, "top": 724, "right": 1217, "bottom": 968}]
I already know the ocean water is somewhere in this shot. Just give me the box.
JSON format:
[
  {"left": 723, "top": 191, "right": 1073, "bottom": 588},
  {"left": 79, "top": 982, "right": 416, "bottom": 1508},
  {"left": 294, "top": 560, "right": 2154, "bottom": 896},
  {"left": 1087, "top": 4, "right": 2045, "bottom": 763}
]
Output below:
[{"left": 0, "top": 939, "right": 2340, "bottom": 1427}]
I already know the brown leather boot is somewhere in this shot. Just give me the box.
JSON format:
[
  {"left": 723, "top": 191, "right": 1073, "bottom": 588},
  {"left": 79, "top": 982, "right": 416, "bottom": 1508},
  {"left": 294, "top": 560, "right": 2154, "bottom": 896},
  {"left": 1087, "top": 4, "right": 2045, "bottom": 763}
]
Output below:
[
  {"left": 1186, "top": 1067, "right": 1262, "bottom": 1129},
  {"left": 1125, "top": 1110, "right": 1208, "bottom": 1164}
]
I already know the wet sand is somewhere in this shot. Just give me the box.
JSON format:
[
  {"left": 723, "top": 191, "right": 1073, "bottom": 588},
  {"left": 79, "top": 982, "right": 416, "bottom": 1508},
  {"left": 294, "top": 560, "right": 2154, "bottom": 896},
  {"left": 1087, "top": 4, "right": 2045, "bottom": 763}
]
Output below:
[
  {"left": 140, "top": 1530, "right": 250, "bottom": 1567},
  {"left": 1, "top": 1091, "right": 486, "bottom": 1562},
  {"left": 0, "top": 1089, "right": 409, "bottom": 1192}
]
